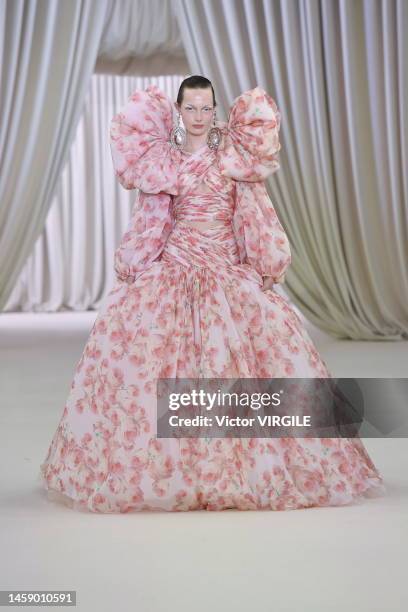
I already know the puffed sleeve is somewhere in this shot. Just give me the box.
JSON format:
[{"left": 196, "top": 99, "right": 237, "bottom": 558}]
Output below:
[
  {"left": 113, "top": 191, "right": 174, "bottom": 283},
  {"left": 233, "top": 181, "right": 291, "bottom": 282},
  {"left": 217, "top": 86, "right": 281, "bottom": 182},
  {"left": 110, "top": 84, "right": 180, "bottom": 194},
  {"left": 220, "top": 86, "right": 289, "bottom": 282}
]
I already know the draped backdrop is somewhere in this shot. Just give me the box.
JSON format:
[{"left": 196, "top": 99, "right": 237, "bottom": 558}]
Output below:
[
  {"left": 0, "top": 0, "right": 407, "bottom": 341},
  {"left": 4, "top": 74, "right": 186, "bottom": 312}
]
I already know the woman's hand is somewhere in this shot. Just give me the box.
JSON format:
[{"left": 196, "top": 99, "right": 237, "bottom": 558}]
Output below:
[
  {"left": 262, "top": 273, "right": 286, "bottom": 291},
  {"left": 275, "top": 272, "right": 286, "bottom": 284},
  {"left": 115, "top": 263, "right": 135, "bottom": 284}
]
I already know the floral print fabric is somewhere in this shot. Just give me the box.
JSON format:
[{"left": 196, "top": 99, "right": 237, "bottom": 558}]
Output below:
[
  {"left": 110, "top": 84, "right": 291, "bottom": 284},
  {"left": 39, "top": 85, "right": 386, "bottom": 513}
]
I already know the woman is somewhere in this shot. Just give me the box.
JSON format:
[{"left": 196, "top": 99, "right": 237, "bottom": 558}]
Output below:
[{"left": 39, "top": 75, "right": 386, "bottom": 512}]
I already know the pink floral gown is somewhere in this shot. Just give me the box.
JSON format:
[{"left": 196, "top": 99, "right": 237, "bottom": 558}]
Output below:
[{"left": 39, "top": 85, "right": 386, "bottom": 513}]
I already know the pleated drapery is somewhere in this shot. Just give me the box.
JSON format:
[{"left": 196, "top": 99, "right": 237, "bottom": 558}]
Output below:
[
  {"left": 172, "top": 0, "right": 408, "bottom": 340},
  {"left": 0, "top": 0, "right": 187, "bottom": 311},
  {"left": 3, "top": 75, "right": 186, "bottom": 311}
]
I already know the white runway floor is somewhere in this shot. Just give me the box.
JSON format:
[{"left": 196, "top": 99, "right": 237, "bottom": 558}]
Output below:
[{"left": 0, "top": 311, "right": 407, "bottom": 612}]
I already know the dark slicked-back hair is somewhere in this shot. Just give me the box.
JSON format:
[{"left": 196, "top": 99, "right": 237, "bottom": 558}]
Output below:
[{"left": 177, "top": 75, "right": 216, "bottom": 107}]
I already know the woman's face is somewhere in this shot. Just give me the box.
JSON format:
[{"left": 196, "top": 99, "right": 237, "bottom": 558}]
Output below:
[{"left": 176, "top": 87, "right": 215, "bottom": 137}]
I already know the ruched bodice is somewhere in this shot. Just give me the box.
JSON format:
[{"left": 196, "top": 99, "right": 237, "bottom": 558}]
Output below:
[
  {"left": 170, "top": 147, "right": 236, "bottom": 233},
  {"left": 163, "top": 188, "right": 244, "bottom": 275},
  {"left": 161, "top": 153, "right": 248, "bottom": 274},
  {"left": 173, "top": 189, "right": 235, "bottom": 226}
]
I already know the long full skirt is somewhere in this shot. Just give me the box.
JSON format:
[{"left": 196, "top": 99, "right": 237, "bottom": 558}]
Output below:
[{"left": 39, "top": 223, "right": 386, "bottom": 512}]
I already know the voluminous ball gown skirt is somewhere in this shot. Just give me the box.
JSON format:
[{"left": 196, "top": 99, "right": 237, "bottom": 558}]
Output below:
[{"left": 39, "top": 222, "right": 386, "bottom": 512}]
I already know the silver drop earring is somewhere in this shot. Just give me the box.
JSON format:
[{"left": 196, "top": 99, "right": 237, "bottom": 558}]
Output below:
[
  {"left": 169, "top": 112, "right": 186, "bottom": 150},
  {"left": 206, "top": 110, "right": 222, "bottom": 150}
]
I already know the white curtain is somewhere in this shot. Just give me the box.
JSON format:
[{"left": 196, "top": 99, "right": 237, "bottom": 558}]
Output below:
[
  {"left": 96, "top": 0, "right": 188, "bottom": 75},
  {"left": 0, "top": 0, "right": 109, "bottom": 311},
  {"left": 172, "top": 0, "right": 408, "bottom": 340},
  {"left": 3, "top": 74, "right": 186, "bottom": 311},
  {"left": 0, "top": 0, "right": 187, "bottom": 311}
]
